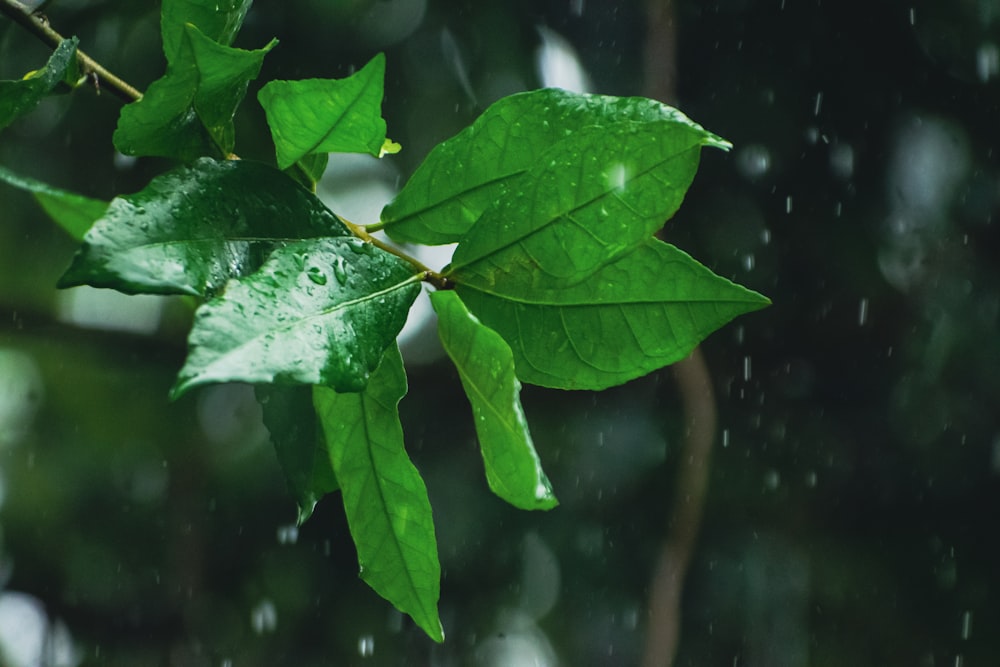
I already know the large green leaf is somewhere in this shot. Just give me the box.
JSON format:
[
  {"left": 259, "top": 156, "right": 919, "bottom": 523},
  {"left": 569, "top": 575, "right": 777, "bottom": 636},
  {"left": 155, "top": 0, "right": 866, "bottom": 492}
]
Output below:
[
  {"left": 161, "top": 0, "right": 253, "bottom": 64},
  {"left": 0, "top": 166, "right": 107, "bottom": 242},
  {"left": 0, "top": 38, "right": 78, "bottom": 131},
  {"left": 449, "top": 120, "right": 713, "bottom": 287},
  {"left": 258, "top": 53, "right": 388, "bottom": 170},
  {"left": 256, "top": 385, "right": 336, "bottom": 525},
  {"left": 171, "top": 237, "right": 421, "bottom": 397},
  {"left": 430, "top": 290, "right": 556, "bottom": 510},
  {"left": 453, "top": 238, "right": 770, "bottom": 390},
  {"left": 114, "top": 25, "right": 275, "bottom": 160},
  {"left": 379, "top": 88, "right": 728, "bottom": 245},
  {"left": 314, "top": 345, "right": 444, "bottom": 642},
  {"left": 59, "top": 158, "right": 346, "bottom": 297}
]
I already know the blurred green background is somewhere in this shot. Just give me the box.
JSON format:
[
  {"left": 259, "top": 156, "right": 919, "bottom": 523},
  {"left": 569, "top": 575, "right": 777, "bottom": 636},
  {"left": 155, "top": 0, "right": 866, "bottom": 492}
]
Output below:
[{"left": 2, "top": 0, "right": 999, "bottom": 665}]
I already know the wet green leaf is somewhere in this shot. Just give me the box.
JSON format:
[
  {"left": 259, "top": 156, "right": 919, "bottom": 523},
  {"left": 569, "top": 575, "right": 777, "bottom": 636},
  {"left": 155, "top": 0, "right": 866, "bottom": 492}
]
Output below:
[
  {"left": 380, "top": 88, "right": 728, "bottom": 245},
  {"left": 454, "top": 238, "right": 770, "bottom": 390},
  {"left": 114, "top": 25, "right": 274, "bottom": 160},
  {"left": 430, "top": 290, "right": 556, "bottom": 510},
  {"left": 0, "top": 38, "right": 78, "bottom": 130},
  {"left": 161, "top": 0, "right": 252, "bottom": 64},
  {"left": 59, "top": 158, "right": 347, "bottom": 297},
  {"left": 171, "top": 236, "right": 421, "bottom": 397},
  {"left": 258, "top": 53, "right": 388, "bottom": 170},
  {"left": 314, "top": 345, "right": 444, "bottom": 642},
  {"left": 0, "top": 165, "right": 107, "bottom": 242},
  {"left": 449, "top": 120, "right": 716, "bottom": 287},
  {"left": 256, "top": 385, "right": 336, "bottom": 525}
]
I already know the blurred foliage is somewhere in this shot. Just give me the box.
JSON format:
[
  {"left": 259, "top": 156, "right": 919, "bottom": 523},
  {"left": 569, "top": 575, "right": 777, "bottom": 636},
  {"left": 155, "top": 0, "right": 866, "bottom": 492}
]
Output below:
[{"left": 2, "top": 0, "right": 1000, "bottom": 665}]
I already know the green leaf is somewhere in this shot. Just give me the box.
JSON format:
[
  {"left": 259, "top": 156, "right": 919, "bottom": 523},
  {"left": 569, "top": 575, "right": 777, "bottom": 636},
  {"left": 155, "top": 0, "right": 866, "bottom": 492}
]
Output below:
[
  {"left": 453, "top": 238, "right": 770, "bottom": 390},
  {"left": 59, "top": 158, "right": 347, "bottom": 297},
  {"left": 114, "top": 25, "right": 275, "bottom": 160},
  {"left": 0, "top": 165, "right": 108, "bottom": 242},
  {"left": 256, "top": 385, "right": 337, "bottom": 525},
  {"left": 448, "top": 120, "right": 715, "bottom": 287},
  {"left": 258, "top": 53, "right": 388, "bottom": 170},
  {"left": 430, "top": 290, "right": 556, "bottom": 510},
  {"left": 380, "top": 88, "right": 728, "bottom": 245},
  {"left": 161, "top": 0, "right": 252, "bottom": 64},
  {"left": 171, "top": 236, "right": 421, "bottom": 398},
  {"left": 286, "top": 153, "right": 330, "bottom": 190},
  {"left": 0, "top": 38, "right": 78, "bottom": 130},
  {"left": 314, "top": 345, "right": 444, "bottom": 642}
]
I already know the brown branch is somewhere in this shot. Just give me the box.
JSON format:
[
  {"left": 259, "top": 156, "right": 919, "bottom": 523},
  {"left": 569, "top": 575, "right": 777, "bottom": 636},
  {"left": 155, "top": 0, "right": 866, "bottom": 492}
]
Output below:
[
  {"left": 0, "top": 0, "right": 142, "bottom": 103},
  {"left": 642, "top": 347, "right": 717, "bottom": 667},
  {"left": 641, "top": 1, "right": 719, "bottom": 665}
]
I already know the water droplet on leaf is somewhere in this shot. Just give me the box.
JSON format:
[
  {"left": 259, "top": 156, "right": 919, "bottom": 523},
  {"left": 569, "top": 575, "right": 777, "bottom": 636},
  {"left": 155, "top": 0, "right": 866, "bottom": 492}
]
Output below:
[{"left": 307, "top": 266, "right": 327, "bottom": 285}]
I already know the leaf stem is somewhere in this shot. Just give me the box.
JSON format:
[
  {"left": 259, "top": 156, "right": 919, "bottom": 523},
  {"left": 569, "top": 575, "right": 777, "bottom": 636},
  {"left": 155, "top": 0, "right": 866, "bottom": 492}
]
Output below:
[
  {"left": 0, "top": 0, "right": 143, "bottom": 103},
  {"left": 337, "top": 215, "right": 452, "bottom": 290}
]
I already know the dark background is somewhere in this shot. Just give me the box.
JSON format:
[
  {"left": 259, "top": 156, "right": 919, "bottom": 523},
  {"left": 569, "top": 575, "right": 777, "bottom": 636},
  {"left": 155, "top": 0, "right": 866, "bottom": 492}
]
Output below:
[{"left": 1, "top": 0, "right": 999, "bottom": 665}]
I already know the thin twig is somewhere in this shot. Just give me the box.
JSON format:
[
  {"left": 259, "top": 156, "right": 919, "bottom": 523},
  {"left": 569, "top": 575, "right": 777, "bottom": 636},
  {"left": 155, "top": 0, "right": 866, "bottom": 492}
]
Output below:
[
  {"left": 0, "top": 0, "right": 142, "bottom": 103},
  {"left": 337, "top": 215, "right": 452, "bottom": 290}
]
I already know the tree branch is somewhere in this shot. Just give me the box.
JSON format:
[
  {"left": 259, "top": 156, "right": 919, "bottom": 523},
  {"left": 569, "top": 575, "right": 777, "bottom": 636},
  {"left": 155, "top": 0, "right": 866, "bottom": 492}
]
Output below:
[{"left": 0, "top": 0, "right": 143, "bottom": 103}]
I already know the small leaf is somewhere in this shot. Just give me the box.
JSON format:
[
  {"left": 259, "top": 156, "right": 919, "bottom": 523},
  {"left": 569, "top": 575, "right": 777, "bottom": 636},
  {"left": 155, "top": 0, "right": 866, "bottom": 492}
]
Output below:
[
  {"left": 60, "top": 158, "right": 347, "bottom": 297},
  {"left": 258, "top": 54, "right": 388, "bottom": 170},
  {"left": 314, "top": 345, "right": 444, "bottom": 642},
  {"left": 430, "top": 290, "right": 556, "bottom": 510},
  {"left": 453, "top": 238, "right": 770, "bottom": 390},
  {"left": 256, "top": 385, "right": 337, "bottom": 525},
  {"left": 0, "top": 165, "right": 107, "bottom": 242},
  {"left": 449, "top": 120, "right": 714, "bottom": 287},
  {"left": 161, "top": 0, "right": 252, "bottom": 64},
  {"left": 287, "top": 153, "right": 329, "bottom": 190},
  {"left": 114, "top": 25, "right": 275, "bottom": 160},
  {"left": 0, "top": 38, "right": 78, "bottom": 130},
  {"left": 380, "top": 88, "right": 728, "bottom": 245},
  {"left": 171, "top": 237, "right": 421, "bottom": 397}
]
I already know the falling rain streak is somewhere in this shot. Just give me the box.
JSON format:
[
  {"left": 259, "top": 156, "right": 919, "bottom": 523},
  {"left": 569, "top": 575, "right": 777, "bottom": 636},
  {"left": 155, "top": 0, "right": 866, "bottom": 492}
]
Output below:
[{"left": 858, "top": 298, "right": 869, "bottom": 326}]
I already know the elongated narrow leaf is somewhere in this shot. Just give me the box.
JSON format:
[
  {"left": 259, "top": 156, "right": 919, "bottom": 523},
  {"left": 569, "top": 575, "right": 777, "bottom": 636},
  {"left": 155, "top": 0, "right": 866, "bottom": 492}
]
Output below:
[
  {"left": 172, "top": 237, "right": 421, "bottom": 397},
  {"left": 161, "top": 0, "right": 252, "bottom": 64},
  {"left": 314, "top": 346, "right": 444, "bottom": 642},
  {"left": 449, "top": 120, "right": 714, "bottom": 287},
  {"left": 453, "top": 238, "right": 770, "bottom": 390},
  {"left": 0, "top": 38, "right": 78, "bottom": 130},
  {"left": 0, "top": 166, "right": 107, "bottom": 242},
  {"left": 256, "top": 385, "right": 336, "bottom": 525},
  {"left": 430, "top": 290, "right": 556, "bottom": 510},
  {"left": 60, "top": 158, "right": 347, "bottom": 297},
  {"left": 114, "top": 25, "right": 275, "bottom": 160},
  {"left": 380, "top": 88, "right": 728, "bottom": 245},
  {"left": 258, "top": 54, "right": 388, "bottom": 170}
]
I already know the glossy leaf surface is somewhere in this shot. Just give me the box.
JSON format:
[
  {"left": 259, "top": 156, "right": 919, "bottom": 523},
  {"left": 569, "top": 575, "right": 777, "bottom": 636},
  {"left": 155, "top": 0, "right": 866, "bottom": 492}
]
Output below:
[
  {"left": 172, "top": 237, "right": 421, "bottom": 397},
  {"left": 314, "top": 346, "right": 444, "bottom": 642},
  {"left": 59, "top": 159, "right": 347, "bottom": 296},
  {"left": 0, "top": 38, "right": 78, "bottom": 130},
  {"left": 380, "top": 88, "right": 728, "bottom": 245},
  {"left": 0, "top": 166, "right": 107, "bottom": 242},
  {"left": 258, "top": 54, "right": 388, "bottom": 170},
  {"left": 431, "top": 290, "right": 556, "bottom": 510},
  {"left": 114, "top": 25, "right": 274, "bottom": 160},
  {"left": 161, "top": 0, "right": 252, "bottom": 64},
  {"left": 455, "top": 238, "right": 770, "bottom": 389},
  {"left": 449, "top": 120, "right": 713, "bottom": 286},
  {"left": 256, "top": 385, "right": 336, "bottom": 525}
]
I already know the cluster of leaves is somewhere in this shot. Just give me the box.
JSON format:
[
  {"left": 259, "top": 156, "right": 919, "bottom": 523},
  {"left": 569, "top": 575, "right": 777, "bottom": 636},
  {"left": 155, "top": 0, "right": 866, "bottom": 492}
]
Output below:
[{"left": 0, "top": 0, "right": 768, "bottom": 641}]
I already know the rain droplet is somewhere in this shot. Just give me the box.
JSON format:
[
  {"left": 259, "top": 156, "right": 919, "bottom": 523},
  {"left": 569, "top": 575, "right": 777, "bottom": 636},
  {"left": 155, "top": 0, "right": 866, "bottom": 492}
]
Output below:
[
  {"left": 358, "top": 635, "right": 375, "bottom": 657},
  {"left": 277, "top": 524, "right": 299, "bottom": 545},
  {"left": 858, "top": 298, "right": 869, "bottom": 326},
  {"left": 250, "top": 599, "right": 278, "bottom": 634},
  {"left": 307, "top": 266, "right": 327, "bottom": 285},
  {"left": 333, "top": 256, "right": 348, "bottom": 285}
]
